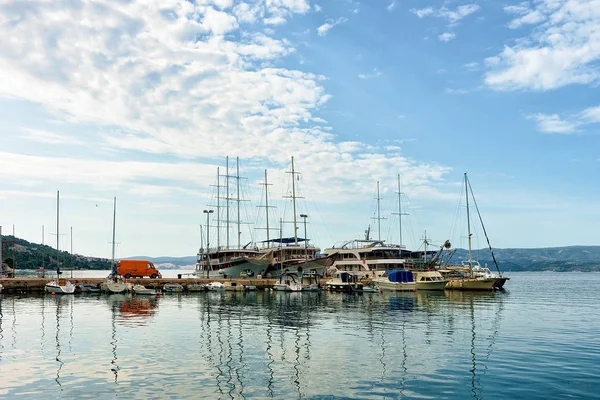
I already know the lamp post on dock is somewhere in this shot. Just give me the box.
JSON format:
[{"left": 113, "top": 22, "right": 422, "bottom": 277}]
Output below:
[
  {"left": 203, "top": 209, "right": 214, "bottom": 279},
  {"left": 300, "top": 214, "right": 308, "bottom": 273}
]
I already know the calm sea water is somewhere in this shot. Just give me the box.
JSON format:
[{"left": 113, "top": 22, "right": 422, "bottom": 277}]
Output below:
[{"left": 1, "top": 272, "right": 599, "bottom": 399}]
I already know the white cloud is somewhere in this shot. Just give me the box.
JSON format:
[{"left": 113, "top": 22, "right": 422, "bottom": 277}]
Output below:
[
  {"left": 358, "top": 68, "right": 382, "bottom": 79},
  {"left": 387, "top": 1, "right": 396, "bottom": 12},
  {"left": 411, "top": 4, "right": 480, "bottom": 22},
  {"left": 439, "top": 32, "right": 456, "bottom": 42},
  {"left": 317, "top": 17, "right": 348, "bottom": 36},
  {"left": 528, "top": 113, "right": 579, "bottom": 134},
  {"left": 463, "top": 62, "right": 480, "bottom": 71},
  {"left": 411, "top": 7, "right": 435, "bottom": 18},
  {"left": 486, "top": 0, "right": 600, "bottom": 91},
  {"left": 20, "top": 128, "right": 85, "bottom": 145},
  {"left": 581, "top": 105, "right": 600, "bottom": 122},
  {"left": 0, "top": 0, "right": 457, "bottom": 258},
  {"left": 445, "top": 88, "right": 469, "bottom": 94},
  {"left": 528, "top": 103, "right": 600, "bottom": 133},
  {"left": 202, "top": 6, "right": 239, "bottom": 34}
]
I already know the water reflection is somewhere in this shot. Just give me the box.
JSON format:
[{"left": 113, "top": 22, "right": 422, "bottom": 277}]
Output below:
[
  {"left": 106, "top": 294, "right": 127, "bottom": 382},
  {"left": 51, "top": 294, "right": 73, "bottom": 388},
  {"left": 0, "top": 295, "right": 3, "bottom": 365},
  {"left": 0, "top": 284, "right": 519, "bottom": 399},
  {"left": 445, "top": 290, "right": 507, "bottom": 400}
]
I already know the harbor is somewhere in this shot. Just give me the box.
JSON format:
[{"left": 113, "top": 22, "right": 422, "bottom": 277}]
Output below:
[{"left": 1, "top": 272, "right": 599, "bottom": 399}]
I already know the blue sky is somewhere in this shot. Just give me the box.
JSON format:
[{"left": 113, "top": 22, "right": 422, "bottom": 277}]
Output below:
[{"left": 1, "top": 0, "right": 599, "bottom": 258}]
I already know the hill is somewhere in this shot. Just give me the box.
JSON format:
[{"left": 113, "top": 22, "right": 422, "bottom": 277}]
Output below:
[
  {"left": 447, "top": 246, "right": 600, "bottom": 272},
  {"left": 3, "top": 235, "right": 600, "bottom": 272},
  {"left": 121, "top": 255, "right": 197, "bottom": 268},
  {"left": 1, "top": 235, "right": 111, "bottom": 271}
]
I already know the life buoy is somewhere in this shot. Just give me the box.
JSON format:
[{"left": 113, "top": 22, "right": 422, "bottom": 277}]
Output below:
[{"left": 362, "top": 260, "right": 366, "bottom": 265}]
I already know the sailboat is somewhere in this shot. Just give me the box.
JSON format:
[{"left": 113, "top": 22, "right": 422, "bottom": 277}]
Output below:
[
  {"left": 45, "top": 191, "right": 75, "bottom": 294},
  {"left": 194, "top": 157, "right": 271, "bottom": 278},
  {"left": 444, "top": 173, "right": 509, "bottom": 291},
  {"left": 101, "top": 197, "right": 129, "bottom": 294},
  {"left": 258, "top": 157, "right": 327, "bottom": 278}
]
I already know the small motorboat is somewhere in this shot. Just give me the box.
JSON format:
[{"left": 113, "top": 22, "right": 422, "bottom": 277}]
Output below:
[
  {"left": 187, "top": 283, "right": 207, "bottom": 292},
  {"left": 273, "top": 272, "right": 302, "bottom": 292},
  {"left": 300, "top": 271, "right": 320, "bottom": 291},
  {"left": 325, "top": 271, "right": 362, "bottom": 293},
  {"left": 373, "top": 270, "right": 416, "bottom": 292},
  {"left": 362, "top": 284, "right": 380, "bottom": 293},
  {"left": 78, "top": 283, "right": 100, "bottom": 293},
  {"left": 46, "top": 279, "right": 76, "bottom": 294},
  {"left": 163, "top": 283, "right": 184, "bottom": 293},
  {"left": 101, "top": 274, "right": 130, "bottom": 294},
  {"left": 132, "top": 284, "right": 157, "bottom": 295},
  {"left": 206, "top": 282, "right": 226, "bottom": 291},
  {"left": 223, "top": 281, "right": 245, "bottom": 291}
]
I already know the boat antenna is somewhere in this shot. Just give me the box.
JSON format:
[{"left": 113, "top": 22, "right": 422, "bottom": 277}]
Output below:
[{"left": 466, "top": 175, "right": 503, "bottom": 277}]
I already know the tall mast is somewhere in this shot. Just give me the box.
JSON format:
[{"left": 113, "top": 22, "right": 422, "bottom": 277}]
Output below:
[
  {"left": 265, "top": 170, "right": 270, "bottom": 242},
  {"left": 111, "top": 197, "right": 117, "bottom": 273},
  {"left": 236, "top": 157, "right": 241, "bottom": 249},
  {"left": 264, "top": 170, "right": 270, "bottom": 242},
  {"left": 42, "top": 225, "right": 45, "bottom": 276},
  {"left": 216, "top": 167, "right": 220, "bottom": 250},
  {"left": 377, "top": 181, "right": 381, "bottom": 241},
  {"left": 291, "top": 157, "right": 298, "bottom": 244},
  {"left": 226, "top": 157, "right": 230, "bottom": 249},
  {"left": 392, "top": 174, "right": 409, "bottom": 248},
  {"left": 371, "top": 181, "right": 386, "bottom": 241},
  {"left": 56, "top": 191, "right": 60, "bottom": 276},
  {"left": 465, "top": 173, "right": 473, "bottom": 266},
  {"left": 257, "top": 169, "right": 278, "bottom": 245}
]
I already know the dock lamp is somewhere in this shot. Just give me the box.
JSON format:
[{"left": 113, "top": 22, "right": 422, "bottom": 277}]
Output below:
[
  {"left": 300, "top": 214, "right": 308, "bottom": 272},
  {"left": 203, "top": 209, "right": 214, "bottom": 278}
]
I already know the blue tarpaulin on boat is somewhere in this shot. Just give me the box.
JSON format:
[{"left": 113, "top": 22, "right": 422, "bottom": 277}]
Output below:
[
  {"left": 261, "top": 237, "right": 308, "bottom": 244},
  {"left": 388, "top": 270, "right": 414, "bottom": 283}
]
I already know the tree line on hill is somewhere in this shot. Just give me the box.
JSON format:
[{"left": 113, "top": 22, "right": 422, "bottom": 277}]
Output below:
[{"left": 1, "top": 236, "right": 111, "bottom": 271}]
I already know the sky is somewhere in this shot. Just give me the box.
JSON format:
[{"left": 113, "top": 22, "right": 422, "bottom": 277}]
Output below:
[{"left": 1, "top": 0, "right": 599, "bottom": 259}]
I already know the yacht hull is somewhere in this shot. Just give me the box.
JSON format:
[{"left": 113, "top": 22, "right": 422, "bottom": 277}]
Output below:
[{"left": 445, "top": 278, "right": 501, "bottom": 291}]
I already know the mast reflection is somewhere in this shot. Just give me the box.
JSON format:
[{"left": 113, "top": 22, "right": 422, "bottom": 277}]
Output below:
[{"left": 445, "top": 290, "right": 506, "bottom": 399}]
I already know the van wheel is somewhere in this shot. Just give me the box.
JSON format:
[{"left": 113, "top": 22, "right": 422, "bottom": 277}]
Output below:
[
  {"left": 124, "top": 274, "right": 131, "bottom": 279},
  {"left": 151, "top": 274, "right": 158, "bottom": 279}
]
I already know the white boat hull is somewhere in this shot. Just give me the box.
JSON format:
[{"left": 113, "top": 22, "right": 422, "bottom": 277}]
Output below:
[
  {"left": 374, "top": 280, "right": 416, "bottom": 292},
  {"left": 45, "top": 280, "right": 76, "bottom": 294}
]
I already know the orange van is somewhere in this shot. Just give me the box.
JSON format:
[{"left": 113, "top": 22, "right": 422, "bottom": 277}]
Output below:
[{"left": 117, "top": 260, "right": 162, "bottom": 279}]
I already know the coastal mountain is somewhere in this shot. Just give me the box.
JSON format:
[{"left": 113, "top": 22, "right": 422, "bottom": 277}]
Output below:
[
  {"left": 2, "top": 235, "right": 599, "bottom": 271},
  {"left": 1, "top": 235, "right": 110, "bottom": 270},
  {"left": 448, "top": 246, "right": 600, "bottom": 272}
]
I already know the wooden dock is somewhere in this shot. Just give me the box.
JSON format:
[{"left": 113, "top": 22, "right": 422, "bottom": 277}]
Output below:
[{"left": 0, "top": 277, "right": 283, "bottom": 293}]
